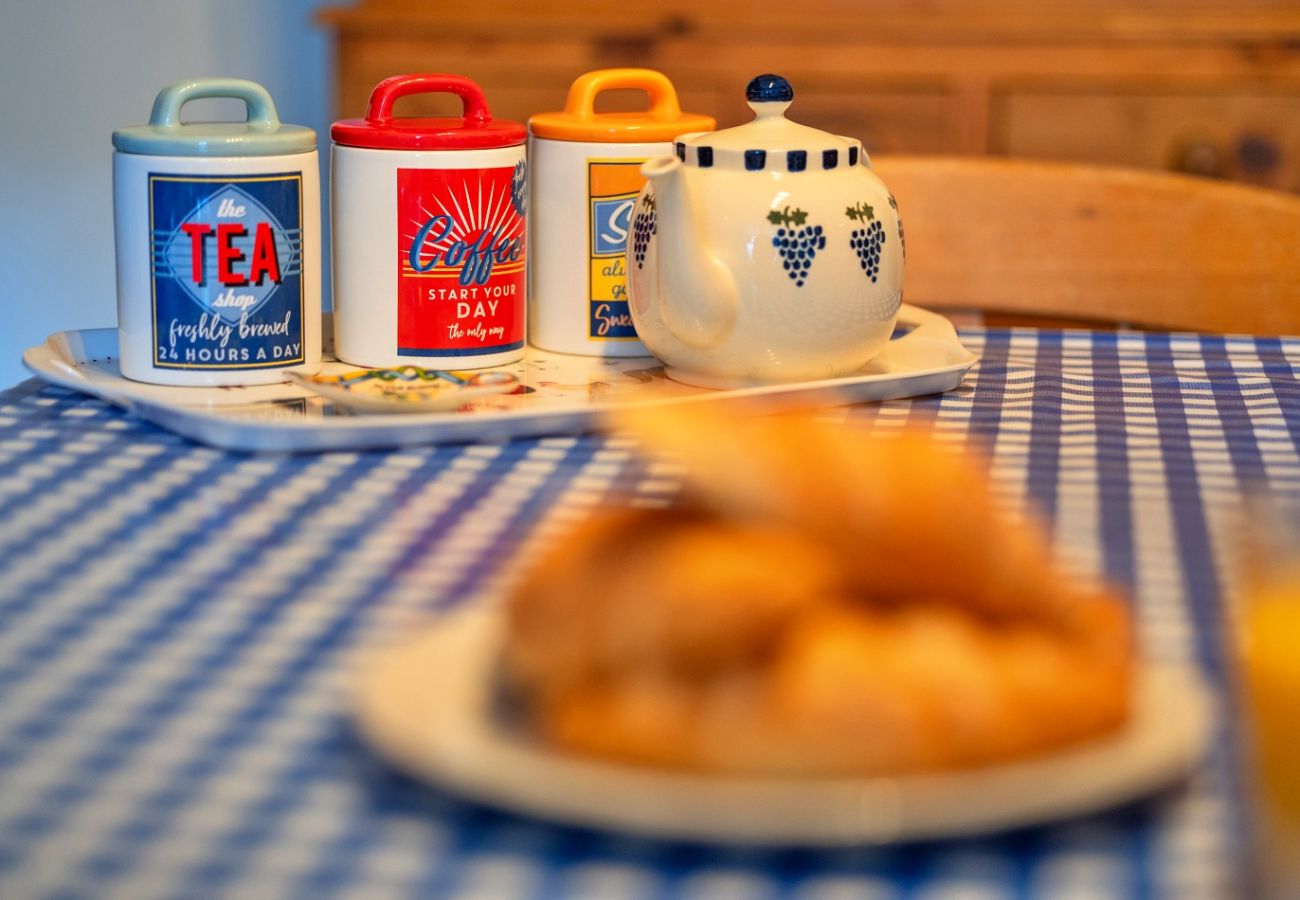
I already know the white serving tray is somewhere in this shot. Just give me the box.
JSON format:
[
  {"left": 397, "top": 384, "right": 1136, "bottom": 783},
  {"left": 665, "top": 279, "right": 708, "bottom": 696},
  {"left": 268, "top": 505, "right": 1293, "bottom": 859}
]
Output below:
[
  {"left": 354, "top": 605, "right": 1214, "bottom": 846},
  {"left": 22, "top": 304, "right": 976, "bottom": 451}
]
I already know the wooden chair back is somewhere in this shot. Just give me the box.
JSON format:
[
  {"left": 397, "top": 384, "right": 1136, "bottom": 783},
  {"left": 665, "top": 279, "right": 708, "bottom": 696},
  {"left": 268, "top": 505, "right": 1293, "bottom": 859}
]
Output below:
[{"left": 871, "top": 156, "right": 1300, "bottom": 334}]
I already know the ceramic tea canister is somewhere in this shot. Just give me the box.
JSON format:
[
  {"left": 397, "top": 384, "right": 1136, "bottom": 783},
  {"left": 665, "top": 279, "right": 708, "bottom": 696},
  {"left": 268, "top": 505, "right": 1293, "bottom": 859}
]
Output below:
[
  {"left": 113, "top": 78, "right": 322, "bottom": 385},
  {"left": 528, "top": 69, "right": 714, "bottom": 356},
  {"left": 332, "top": 74, "right": 527, "bottom": 369},
  {"left": 627, "top": 74, "right": 905, "bottom": 388}
]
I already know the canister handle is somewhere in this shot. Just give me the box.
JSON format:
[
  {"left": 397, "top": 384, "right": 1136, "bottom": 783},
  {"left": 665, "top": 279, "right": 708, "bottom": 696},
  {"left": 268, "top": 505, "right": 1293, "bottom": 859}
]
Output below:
[
  {"left": 365, "top": 74, "right": 492, "bottom": 128},
  {"left": 563, "top": 69, "right": 683, "bottom": 121},
  {"left": 148, "top": 78, "right": 281, "bottom": 130}
]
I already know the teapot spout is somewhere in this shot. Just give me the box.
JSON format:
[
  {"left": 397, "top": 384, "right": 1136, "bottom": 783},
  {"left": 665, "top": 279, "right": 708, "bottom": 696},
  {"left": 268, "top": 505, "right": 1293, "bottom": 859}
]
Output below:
[{"left": 640, "top": 157, "right": 738, "bottom": 349}]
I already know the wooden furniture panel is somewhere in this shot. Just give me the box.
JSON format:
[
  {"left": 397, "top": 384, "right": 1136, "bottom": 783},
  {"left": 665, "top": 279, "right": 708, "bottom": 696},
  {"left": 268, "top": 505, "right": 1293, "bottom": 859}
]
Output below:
[
  {"left": 996, "top": 91, "right": 1300, "bottom": 191},
  {"left": 319, "top": 1, "right": 1300, "bottom": 190},
  {"left": 874, "top": 155, "right": 1300, "bottom": 334},
  {"left": 758, "top": 87, "right": 958, "bottom": 154}
]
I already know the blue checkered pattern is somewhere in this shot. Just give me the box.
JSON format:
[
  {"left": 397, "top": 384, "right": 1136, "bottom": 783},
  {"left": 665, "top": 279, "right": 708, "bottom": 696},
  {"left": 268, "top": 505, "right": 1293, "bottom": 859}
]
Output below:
[{"left": 2, "top": 328, "right": 1298, "bottom": 899}]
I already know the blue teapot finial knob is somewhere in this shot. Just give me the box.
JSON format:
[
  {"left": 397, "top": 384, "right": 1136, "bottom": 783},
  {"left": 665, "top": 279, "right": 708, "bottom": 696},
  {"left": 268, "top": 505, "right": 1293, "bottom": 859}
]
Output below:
[{"left": 745, "top": 74, "right": 793, "bottom": 104}]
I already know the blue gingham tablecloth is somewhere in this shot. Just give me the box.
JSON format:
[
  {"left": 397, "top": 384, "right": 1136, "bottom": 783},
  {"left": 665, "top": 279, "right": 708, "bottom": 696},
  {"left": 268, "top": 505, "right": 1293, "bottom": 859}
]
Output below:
[{"left": 1, "top": 328, "right": 1298, "bottom": 900}]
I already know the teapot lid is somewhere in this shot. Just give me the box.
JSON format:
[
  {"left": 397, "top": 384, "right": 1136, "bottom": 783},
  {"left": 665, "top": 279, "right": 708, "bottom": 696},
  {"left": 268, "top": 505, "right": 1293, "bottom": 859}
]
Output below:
[{"left": 675, "top": 74, "right": 865, "bottom": 173}]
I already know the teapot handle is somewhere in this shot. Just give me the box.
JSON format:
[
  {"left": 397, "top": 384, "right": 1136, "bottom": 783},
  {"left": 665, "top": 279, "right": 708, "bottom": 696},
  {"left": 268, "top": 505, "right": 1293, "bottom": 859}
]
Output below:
[{"left": 563, "top": 69, "right": 683, "bottom": 121}]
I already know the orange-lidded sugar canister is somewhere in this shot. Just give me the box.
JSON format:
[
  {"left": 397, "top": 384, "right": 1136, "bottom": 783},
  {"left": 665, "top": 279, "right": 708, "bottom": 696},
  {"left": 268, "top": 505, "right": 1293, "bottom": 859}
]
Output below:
[{"left": 528, "top": 69, "right": 714, "bottom": 356}]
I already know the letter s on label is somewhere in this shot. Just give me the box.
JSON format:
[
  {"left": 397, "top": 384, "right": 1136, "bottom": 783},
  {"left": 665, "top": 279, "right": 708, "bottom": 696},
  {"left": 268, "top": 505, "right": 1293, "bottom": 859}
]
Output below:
[{"left": 604, "top": 200, "right": 633, "bottom": 246}]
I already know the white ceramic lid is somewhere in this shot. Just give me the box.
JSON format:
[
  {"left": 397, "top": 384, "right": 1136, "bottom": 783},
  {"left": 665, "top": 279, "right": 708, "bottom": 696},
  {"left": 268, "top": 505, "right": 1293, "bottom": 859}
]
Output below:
[{"left": 674, "top": 74, "right": 864, "bottom": 173}]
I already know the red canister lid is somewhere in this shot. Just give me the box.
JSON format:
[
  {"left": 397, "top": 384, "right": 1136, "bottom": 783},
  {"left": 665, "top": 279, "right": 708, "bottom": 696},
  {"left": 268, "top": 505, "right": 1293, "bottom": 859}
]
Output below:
[{"left": 331, "top": 74, "right": 525, "bottom": 150}]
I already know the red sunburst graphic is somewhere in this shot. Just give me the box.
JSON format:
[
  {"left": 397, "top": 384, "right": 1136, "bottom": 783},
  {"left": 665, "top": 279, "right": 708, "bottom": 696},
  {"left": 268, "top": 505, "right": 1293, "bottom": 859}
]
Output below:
[{"left": 401, "top": 173, "right": 524, "bottom": 269}]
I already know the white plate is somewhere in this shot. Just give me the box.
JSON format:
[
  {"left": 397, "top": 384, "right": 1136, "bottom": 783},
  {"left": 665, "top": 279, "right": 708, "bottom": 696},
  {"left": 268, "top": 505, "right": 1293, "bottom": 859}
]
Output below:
[
  {"left": 353, "top": 605, "right": 1216, "bottom": 846},
  {"left": 21, "top": 305, "right": 977, "bottom": 451}
]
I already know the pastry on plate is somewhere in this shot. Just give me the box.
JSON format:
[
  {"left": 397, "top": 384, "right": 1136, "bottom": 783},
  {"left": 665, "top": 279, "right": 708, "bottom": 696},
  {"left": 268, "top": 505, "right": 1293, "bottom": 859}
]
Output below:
[{"left": 502, "top": 408, "right": 1133, "bottom": 776}]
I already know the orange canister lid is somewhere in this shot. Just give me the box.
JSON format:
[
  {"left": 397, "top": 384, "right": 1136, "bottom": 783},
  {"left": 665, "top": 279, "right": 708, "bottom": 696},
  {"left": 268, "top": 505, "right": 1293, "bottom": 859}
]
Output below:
[{"left": 528, "top": 69, "right": 715, "bottom": 143}]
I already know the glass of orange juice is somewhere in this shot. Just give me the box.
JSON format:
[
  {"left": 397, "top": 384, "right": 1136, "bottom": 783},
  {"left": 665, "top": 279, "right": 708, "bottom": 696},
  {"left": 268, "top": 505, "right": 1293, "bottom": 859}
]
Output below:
[{"left": 1236, "top": 497, "right": 1300, "bottom": 899}]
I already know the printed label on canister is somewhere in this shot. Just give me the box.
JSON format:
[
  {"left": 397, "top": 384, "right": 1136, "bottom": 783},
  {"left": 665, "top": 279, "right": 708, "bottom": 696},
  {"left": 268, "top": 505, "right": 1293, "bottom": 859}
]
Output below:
[
  {"left": 149, "top": 172, "right": 305, "bottom": 369},
  {"left": 397, "top": 164, "right": 526, "bottom": 357},
  {"left": 587, "top": 159, "right": 645, "bottom": 341}
]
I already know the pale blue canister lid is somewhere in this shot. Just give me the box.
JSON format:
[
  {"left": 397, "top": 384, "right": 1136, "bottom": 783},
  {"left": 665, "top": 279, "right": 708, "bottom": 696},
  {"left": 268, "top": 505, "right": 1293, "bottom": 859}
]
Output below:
[{"left": 113, "top": 78, "right": 316, "bottom": 156}]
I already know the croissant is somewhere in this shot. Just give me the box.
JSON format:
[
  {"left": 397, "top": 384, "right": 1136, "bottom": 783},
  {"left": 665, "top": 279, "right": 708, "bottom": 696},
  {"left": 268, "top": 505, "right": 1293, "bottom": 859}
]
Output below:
[{"left": 502, "top": 408, "right": 1132, "bottom": 775}]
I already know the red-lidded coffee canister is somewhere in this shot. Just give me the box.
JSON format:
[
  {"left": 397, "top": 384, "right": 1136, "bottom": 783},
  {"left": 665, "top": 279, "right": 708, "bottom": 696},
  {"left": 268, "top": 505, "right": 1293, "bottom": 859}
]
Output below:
[{"left": 331, "top": 74, "right": 527, "bottom": 369}]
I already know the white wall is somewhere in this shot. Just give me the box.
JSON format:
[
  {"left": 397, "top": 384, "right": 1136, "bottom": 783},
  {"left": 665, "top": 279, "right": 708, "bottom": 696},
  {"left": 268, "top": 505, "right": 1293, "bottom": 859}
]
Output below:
[{"left": 0, "top": 0, "right": 335, "bottom": 388}]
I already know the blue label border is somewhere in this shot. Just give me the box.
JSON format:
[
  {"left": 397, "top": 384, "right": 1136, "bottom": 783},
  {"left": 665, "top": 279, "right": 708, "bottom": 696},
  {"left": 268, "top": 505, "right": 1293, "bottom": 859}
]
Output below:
[
  {"left": 396, "top": 340, "right": 525, "bottom": 358},
  {"left": 148, "top": 171, "right": 306, "bottom": 370}
]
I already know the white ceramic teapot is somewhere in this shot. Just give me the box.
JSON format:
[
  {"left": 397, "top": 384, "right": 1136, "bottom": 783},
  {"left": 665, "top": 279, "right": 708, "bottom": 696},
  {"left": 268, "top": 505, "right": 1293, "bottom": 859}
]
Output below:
[{"left": 626, "top": 74, "right": 904, "bottom": 387}]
